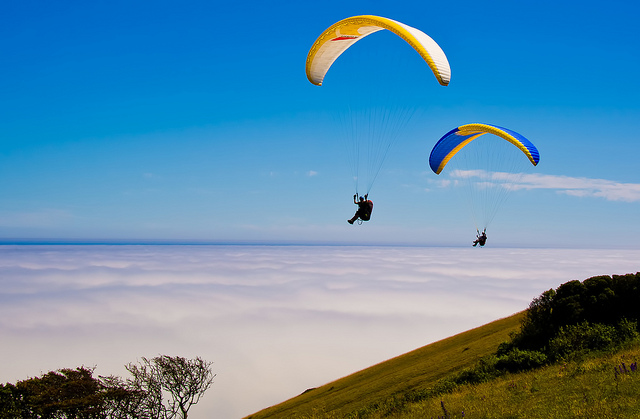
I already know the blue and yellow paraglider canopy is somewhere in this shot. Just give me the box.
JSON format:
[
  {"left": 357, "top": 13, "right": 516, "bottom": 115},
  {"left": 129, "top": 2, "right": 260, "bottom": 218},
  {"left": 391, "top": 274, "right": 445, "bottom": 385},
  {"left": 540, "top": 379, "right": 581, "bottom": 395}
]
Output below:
[{"left": 429, "top": 123, "right": 540, "bottom": 175}]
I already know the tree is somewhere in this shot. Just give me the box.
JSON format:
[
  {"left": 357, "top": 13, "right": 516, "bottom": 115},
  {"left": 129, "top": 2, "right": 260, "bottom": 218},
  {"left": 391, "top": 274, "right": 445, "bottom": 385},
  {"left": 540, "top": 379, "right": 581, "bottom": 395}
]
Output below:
[
  {"left": 99, "top": 375, "right": 148, "bottom": 419},
  {"left": 515, "top": 288, "right": 556, "bottom": 350},
  {"left": 0, "top": 383, "right": 21, "bottom": 418},
  {"left": 126, "top": 355, "right": 215, "bottom": 419},
  {"left": 0, "top": 367, "right": 145, "bottom": 419}
]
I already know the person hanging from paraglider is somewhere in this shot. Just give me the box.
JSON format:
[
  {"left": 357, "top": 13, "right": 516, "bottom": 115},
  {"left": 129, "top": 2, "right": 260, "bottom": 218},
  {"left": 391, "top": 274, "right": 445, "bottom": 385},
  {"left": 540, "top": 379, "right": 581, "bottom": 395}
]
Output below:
[
  {"left": 348, "top": 194, "right": 373, "bottom": 224},
  {"left": 473, "top": 228, "right": 487, "bottom": 247}
]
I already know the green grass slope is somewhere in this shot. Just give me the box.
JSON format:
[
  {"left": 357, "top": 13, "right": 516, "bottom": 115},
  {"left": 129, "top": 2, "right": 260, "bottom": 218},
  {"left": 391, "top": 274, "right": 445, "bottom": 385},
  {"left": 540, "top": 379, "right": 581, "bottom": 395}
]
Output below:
[
  {"left": 378, "top": 344, "right": 640, "bottom": 419},
  {"left": 245, "top": 312, "right": 525, "bottom": 418}
]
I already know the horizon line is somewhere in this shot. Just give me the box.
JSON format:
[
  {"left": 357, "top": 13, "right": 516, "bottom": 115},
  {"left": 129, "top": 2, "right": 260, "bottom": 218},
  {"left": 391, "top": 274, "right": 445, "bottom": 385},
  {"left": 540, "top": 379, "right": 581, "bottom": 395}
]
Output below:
[{"left": 0, "top": 238, "right": 631, "bottom": 250}]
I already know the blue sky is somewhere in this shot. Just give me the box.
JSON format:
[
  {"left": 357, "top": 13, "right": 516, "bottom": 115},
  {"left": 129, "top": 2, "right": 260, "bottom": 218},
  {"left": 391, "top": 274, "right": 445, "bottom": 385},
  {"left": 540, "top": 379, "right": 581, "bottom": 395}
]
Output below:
[{"left": 1, "top": 0, "right": 639, "bottom": 247}]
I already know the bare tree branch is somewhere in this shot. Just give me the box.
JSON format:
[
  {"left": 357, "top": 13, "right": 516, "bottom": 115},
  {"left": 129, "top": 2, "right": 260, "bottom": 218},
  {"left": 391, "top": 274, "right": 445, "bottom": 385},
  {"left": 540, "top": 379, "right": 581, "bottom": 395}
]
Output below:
[{"left": 126, "top": 355, "right": 215, "bottom": 419}]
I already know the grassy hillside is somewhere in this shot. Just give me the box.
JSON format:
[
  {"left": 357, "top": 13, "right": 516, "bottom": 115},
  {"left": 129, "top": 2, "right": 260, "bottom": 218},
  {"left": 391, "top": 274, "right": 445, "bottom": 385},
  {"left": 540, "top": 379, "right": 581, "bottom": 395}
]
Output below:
[
  {"left": 245, "top": 312, "right": 525, "bottom": 418},
  {"left": 370, "top": 343, "right": 640, "bottom": 418},
  {"left": 246, "top": 272, "right": 640, "bottom": 418}
]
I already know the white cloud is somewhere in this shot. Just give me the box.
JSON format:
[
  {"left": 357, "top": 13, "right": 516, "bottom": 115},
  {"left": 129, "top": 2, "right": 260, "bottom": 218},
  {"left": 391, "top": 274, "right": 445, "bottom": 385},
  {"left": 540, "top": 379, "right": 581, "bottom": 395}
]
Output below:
[
  {"left": 436, "top": 170, "right": 640, "bottom": 202},
  {"left": 1, "top": 246, "right": 639, "bottom": 418},
  {"left": 517, "top": 173, "right": 640, "bottom": 202}
]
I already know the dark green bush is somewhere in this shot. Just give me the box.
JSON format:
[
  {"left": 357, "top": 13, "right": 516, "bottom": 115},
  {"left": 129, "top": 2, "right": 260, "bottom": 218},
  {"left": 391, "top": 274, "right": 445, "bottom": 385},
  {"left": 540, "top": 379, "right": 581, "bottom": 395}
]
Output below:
[
  {"left": 546, "top": 320, "right": 638, "bottom": 361},
  {"left": 616, "top": 318, "right": 640, "bottom": 342},
  {"left": 495, "top": 348, "right": 548, "bottom": 372},
  {"left": 511, "top": 273, "right": 640, "bottom": 354}
]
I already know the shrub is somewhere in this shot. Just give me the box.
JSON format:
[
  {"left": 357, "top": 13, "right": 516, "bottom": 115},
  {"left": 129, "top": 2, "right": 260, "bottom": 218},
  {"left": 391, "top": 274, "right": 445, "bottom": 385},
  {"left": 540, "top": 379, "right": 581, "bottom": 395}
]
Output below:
[
  {"left": 616, "top": 318, "right": 639, "bottom": 342},
  {"left": 548, "top": 321, "right": 617, "bottom": 361},
  {"left": 495, "top": 348, "right": 548, "bottom": 372}
]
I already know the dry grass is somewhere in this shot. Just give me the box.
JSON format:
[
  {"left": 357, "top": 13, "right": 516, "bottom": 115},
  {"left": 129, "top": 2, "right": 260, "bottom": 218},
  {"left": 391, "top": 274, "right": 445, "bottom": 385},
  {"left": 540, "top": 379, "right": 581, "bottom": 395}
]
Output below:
[{"left": 244, "top": 313, "right": 524, "bottom": 418}]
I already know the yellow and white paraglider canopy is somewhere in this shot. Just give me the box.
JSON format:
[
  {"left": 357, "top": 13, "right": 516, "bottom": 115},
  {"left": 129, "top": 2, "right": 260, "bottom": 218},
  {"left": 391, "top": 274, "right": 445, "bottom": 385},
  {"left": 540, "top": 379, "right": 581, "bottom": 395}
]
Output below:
[
  {"left": 306, "top": 15, "right": 451, "bottom": 87},
  {"left": 305, "top": 15, "right": 452, "bottom": 196}
]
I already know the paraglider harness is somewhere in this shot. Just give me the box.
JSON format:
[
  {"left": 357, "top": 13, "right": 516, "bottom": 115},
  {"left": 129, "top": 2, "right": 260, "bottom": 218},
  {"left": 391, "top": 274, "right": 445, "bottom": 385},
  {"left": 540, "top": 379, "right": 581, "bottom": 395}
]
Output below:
[
  {"left": 354, "top": 194, "right": 373, "bottom": 224},
  {"left": 473, "top": 228, "right": 487, "bottom": 247}
]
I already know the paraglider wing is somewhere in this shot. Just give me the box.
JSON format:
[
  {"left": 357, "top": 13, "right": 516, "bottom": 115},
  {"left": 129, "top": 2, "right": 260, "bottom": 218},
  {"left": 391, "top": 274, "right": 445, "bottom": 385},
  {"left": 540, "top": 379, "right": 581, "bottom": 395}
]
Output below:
[
  {"left": 306, "top": 15, "right": 451, "bottom": 87},
  {"left": 429, "top": 123, "right": 540, "bottom": 175}
]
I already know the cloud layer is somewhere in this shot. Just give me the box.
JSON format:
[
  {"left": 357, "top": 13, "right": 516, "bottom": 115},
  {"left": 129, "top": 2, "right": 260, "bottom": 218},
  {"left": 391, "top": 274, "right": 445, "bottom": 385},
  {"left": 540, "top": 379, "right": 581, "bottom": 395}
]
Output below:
[{"left": 1, "top": 245, "right": 639, "bottom": 418}]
